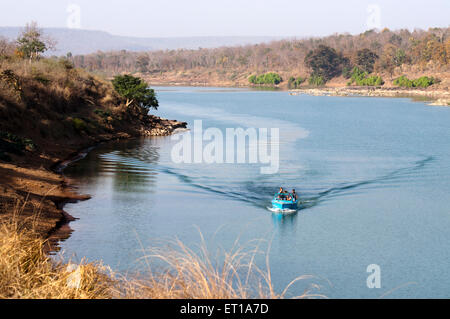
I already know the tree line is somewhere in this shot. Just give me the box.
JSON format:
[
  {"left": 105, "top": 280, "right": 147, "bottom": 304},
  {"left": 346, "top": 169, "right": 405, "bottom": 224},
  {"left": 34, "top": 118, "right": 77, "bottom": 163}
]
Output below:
[{"left": 63, "top": 27, "right": 449, "bottom": 86}]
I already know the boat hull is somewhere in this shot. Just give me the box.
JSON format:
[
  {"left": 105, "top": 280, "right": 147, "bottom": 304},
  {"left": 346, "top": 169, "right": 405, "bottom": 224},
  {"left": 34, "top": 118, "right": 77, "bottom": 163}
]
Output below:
[{"left": 271, "top": 199, "right": 298, "bottom": 210}]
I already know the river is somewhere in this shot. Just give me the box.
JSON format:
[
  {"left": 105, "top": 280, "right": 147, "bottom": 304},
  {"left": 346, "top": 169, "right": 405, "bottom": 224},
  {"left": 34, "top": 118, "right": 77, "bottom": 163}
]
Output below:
[{"left": 60, "top": 86, "right": 450, "bottom": 298}]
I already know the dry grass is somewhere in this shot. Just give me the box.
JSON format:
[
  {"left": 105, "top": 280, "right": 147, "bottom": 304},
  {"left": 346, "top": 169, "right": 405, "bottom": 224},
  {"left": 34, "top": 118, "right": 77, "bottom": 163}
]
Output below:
[
  {"left": 0, "top": 205, "right": 323, "bottom": 299},
  {"left": 0, "top": 218, "right": 113, "bottom": 299},
  {"left": 117, "top": 235, "right": 323, "bottom": 299}
]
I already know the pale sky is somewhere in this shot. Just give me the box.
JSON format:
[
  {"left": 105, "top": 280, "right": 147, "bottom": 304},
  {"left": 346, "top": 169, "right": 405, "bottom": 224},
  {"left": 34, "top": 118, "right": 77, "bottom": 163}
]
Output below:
[{"left": 1, "top": 0, "right": 449, "bottom": 38}]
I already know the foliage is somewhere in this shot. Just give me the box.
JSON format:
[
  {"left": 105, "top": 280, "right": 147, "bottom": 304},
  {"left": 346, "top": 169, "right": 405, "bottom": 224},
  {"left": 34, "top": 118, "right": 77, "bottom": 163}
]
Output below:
[
  {"left": 308, "top": 74, "right": 325, "bottom": 86},
  {"left": 347, "top": 67, "right": 384, "bottom": 86},
  {"left": 355, "top": 48, "right": 378, "bottom": 73},
  {"left": 304, "top": 45, "right": 345, "bottom": 81},
  {"left": 393, "top": 75, "right": 438, "bottom": 88},
  {"left": 16, "top": 22, "right": 48, "bottom": 60},
  {"left": 248, "top": 72, "right": 282, "bottom": 85},
  {"left": 71, "top": 27, "right": 450, "bottom": 81},
  {"left": 287, "top": 76, "right": 306, "bottom": 89},
  {"left": 112, "top": 74, "right": 158, "bottom": 110}
]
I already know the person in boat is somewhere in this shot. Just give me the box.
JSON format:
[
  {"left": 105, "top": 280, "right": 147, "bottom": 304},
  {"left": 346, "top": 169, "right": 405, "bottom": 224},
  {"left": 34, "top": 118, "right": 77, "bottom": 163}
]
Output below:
[
  {"left": 279, "top": 187, "right": 284, "bottom": 194},
  {"left": 292, "top": 189, "right": 298, "bottom": 201}
]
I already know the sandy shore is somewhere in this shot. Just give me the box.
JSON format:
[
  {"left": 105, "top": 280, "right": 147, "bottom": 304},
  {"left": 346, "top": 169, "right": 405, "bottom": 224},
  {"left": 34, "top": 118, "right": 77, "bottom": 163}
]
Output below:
[{"left": 289, "top": 87, "right": 450, "bottom": 106}]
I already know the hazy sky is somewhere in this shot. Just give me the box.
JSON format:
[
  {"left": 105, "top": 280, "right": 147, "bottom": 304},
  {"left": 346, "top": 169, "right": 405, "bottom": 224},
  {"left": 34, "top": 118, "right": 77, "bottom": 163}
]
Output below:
[{"left": 1, "top": 0, "right": 449, "bottom": 38}]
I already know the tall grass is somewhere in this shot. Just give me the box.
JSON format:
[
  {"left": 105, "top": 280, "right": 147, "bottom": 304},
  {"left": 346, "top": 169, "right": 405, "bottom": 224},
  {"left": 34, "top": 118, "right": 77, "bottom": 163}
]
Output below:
[
  {"left": 0, "top": 204, "right": 323, "bottom": 299},
  {"left": 0, "top": 217, "right": 113, "bottom": 299}
]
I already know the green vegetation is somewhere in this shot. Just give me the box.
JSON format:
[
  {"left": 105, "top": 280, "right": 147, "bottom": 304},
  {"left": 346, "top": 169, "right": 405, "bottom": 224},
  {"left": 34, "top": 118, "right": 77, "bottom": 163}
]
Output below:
[
  {"left": 288, "top": 76, "right": 306, "bottom": 89},
  {"left": 308, "top": 74, "right": 325, "bottom": 86},
  {"left": 355, "top": 48, "right": 379, "bottom": 73},
  {"left": 393, "top": 75, "right": 439, "bottom": 88},
  {"left": 16, "top": 22, "right": 52, "bottom": 61},
  {"left": 347, "top": 67, "right": 384, "bottom": 86},
  {"left": 304, "top": 45, "right": 345, "bottom": 83},
  {"left": 248, "top": 72, "right": 282, "bottom": 85},
  {"left": 112, "top": 74, "right": 158, "bottom": 110}
]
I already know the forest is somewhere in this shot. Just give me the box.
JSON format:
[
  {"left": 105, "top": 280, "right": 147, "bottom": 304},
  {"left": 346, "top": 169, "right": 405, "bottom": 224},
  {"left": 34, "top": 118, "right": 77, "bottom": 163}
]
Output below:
[{"left": 49, "top": 27, "right": 450, "bottom": 87}]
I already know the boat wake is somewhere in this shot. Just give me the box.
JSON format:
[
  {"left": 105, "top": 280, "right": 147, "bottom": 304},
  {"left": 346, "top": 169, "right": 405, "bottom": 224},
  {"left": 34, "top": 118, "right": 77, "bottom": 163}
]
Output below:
[{"left": 97, "top": 147, "right": 435, "bottom": 214}]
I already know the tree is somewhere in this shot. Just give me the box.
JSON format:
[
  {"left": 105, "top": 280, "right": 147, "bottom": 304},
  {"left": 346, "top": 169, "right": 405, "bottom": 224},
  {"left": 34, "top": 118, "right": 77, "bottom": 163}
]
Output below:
[
  {"left": 355, "top": 48, "right": 378, "bottom": 73},
  {"left": 112, "top": 74, "right": 158, "bottom": 110},
  {"left": 136, "top": 55, "right": 149, "bottom": 72},
  {"left": 304, "top": 45, "right": 343, "bottom": 81},
  {"left": 16, "top": 22, "right": 52, "bottom": 61}
]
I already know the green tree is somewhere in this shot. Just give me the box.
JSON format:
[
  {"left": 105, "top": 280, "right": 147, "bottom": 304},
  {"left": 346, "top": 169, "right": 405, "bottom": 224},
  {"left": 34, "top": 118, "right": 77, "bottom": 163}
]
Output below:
[
  {"left": 355, "top": 48, "right": 378, "bottom": 73},
  {"left": 112, "top": 74, "right": 158, "bottom": 110},
  {"left": 308, "top": 74, "right": 325, "bottom": 86},
  {"left": 16, "top": 22, "right": 48, "bottom": 61},
  {"left": 304, "top": 45, "right": 343, "bottom": 82}
]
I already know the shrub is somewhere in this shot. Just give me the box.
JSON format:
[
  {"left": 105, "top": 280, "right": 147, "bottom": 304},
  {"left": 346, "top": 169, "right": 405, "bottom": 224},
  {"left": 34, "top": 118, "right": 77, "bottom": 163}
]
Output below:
[
  {"left": 347, "top": 67, "right": 384, "bottom": 86},
  {"left": 248, "top": 72, "right": 282, "bottom": 85},
  {"left": 393, "top": 75, "right": 413, "bottom": 87},
  {"left": 112, "top": 74, "right": 158, "bottom": 110},
  {"left": 393, "top": 75, "right": 438, "bottom": 88},
  {"left": 342, "top": 66, "right": 353, "bottom": 79},
  {"left": 304, "top": 45, "right": 344, "bottom": 81},
  {"left": 308, "top": 74, "right": 325, "bottom": 86},
  {"left": 288, "top": 76, "right": 306, "bottom": 89}
]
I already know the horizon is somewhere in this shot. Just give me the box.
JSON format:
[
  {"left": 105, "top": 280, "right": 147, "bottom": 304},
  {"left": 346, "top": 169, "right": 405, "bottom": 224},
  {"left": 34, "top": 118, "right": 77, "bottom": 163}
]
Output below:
[
  {"left": 0, "top": 25, "right": 448, "bottom": 41},
  {"left": 0, "top": 0, "right": 449, "bottom": 39}
]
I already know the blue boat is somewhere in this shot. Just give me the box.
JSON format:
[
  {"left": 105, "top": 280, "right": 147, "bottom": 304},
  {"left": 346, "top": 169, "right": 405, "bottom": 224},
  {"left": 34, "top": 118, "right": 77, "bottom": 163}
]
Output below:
[{"left": 270, "top": 192, "right": 298, "bottom": 212}]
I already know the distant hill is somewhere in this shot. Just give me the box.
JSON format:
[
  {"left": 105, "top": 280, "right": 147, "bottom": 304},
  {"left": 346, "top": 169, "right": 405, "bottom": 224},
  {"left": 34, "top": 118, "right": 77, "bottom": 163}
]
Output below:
[{"left": 0, "top": 27, "right": 283, "bottom": 55}]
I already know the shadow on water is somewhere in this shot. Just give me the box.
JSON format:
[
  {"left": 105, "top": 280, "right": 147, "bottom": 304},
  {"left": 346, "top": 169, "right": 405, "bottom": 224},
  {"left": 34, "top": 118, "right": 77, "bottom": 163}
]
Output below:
[{"left": 65, "top": 138, "right": 161, "bottom": 194}]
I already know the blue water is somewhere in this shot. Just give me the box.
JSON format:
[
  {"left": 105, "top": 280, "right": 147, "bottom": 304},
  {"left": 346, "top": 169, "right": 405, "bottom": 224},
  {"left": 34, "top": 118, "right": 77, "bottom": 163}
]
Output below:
[{"left": 61, "top": 87, "right": 450, "bottom": 298}]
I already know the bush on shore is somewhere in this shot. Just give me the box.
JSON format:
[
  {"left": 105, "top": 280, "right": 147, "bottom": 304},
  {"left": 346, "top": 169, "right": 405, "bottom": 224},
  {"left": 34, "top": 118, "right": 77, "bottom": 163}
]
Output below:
[
  {"left": 288, "top": 76, "right": 306, "bottom": 89},
  {"left": 248, "top": 72, "right": 283, "bottom": 85},
  {"left": 393, "top": 75, "right": 439, "bottom": 88},
  {"left": 347, "top": 67, "right": 384, "bottom": 86},
  {"left": 308, "top": 74, "right": 325, "bottom": 86}
]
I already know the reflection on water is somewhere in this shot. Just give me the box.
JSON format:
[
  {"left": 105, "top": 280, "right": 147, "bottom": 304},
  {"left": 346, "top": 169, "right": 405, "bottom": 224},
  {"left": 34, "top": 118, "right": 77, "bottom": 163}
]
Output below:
[{"left": 271, "top": 212, "right": 298, "bottom": 233}]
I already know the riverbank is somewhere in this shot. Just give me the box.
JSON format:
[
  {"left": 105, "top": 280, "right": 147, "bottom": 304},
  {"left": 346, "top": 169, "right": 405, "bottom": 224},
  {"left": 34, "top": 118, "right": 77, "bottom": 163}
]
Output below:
[
  {"left": 290, "top": 87, "right": 450, "bottom": 106},
  {"left": 0, "top": 57, "right": 186, "bottom": 248},
  {"left": 142, "top": 73, "right": 449, "bottom": 106}
]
